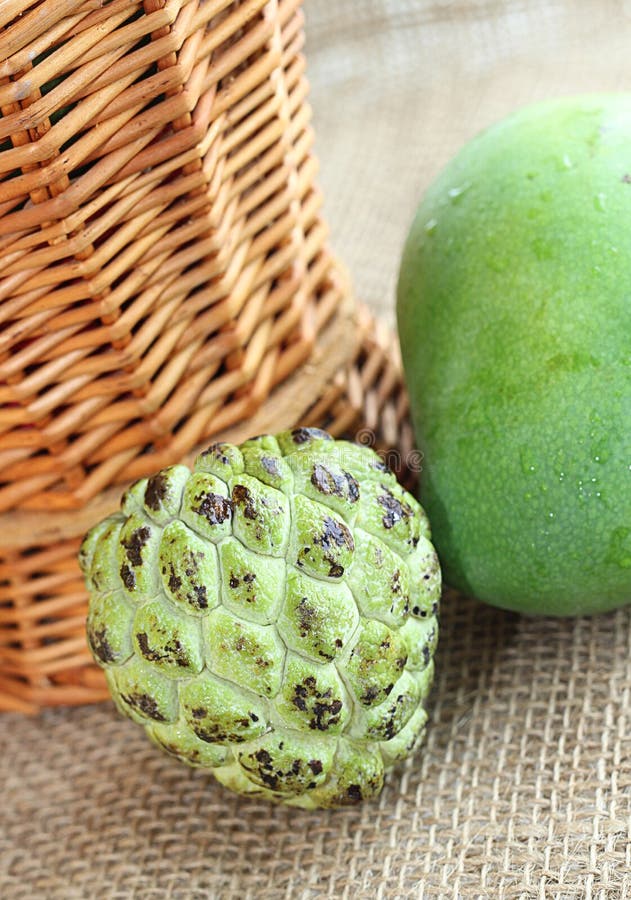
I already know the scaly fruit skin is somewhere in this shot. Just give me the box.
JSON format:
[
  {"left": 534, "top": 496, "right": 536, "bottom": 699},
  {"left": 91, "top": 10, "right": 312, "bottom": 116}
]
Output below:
[
  {"left": 397, "top": 95, "right": 631, "bottom": 616},
  {"left": 80, "top": 428, "right": 440, "bottom": 808}
]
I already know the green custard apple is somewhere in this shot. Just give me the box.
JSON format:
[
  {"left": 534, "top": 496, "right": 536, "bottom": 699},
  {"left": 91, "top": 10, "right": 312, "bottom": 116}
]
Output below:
[
  {"left": 397, "top": 94, "right": 631, "bottom": 616},
  {"left": 80, "top": 428, "right": 440, "bottom": 808}
]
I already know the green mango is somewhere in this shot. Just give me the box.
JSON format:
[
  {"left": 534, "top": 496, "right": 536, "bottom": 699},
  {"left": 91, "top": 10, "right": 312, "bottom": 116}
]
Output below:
[{"left": 397, "top": 95, "right": 631, "bottom": 616}]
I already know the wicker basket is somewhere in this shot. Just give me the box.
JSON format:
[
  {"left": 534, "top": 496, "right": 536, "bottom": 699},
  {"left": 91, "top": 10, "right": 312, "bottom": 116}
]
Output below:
[
  {"left": 0, "top": 2, "right": 411, "bottom": 711},
  {"left": 0, "top": 0, "right": 351, "bottom": 512}
]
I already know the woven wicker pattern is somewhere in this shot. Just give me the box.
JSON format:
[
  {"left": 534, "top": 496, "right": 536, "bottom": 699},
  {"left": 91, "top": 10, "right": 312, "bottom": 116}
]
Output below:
[
  {"left": 0, "top": 0, "right": 344, "bottom": 513},
  {"left": 2, "top": 596, "right": 630, "bottom": 897},
  {"left": 0, "top": 306, "right": 410, "bottom": 712}
]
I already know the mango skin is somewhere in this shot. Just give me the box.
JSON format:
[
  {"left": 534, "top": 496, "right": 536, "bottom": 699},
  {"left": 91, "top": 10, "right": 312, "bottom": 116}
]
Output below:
[{"left": 397, "top": 95, "right": 631, "bottom": 616}]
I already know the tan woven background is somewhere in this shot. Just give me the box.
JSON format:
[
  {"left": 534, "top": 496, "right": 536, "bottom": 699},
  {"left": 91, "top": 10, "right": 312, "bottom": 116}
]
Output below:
[{"left": 2, "top": 1, "right": 631, "bottom": 897}]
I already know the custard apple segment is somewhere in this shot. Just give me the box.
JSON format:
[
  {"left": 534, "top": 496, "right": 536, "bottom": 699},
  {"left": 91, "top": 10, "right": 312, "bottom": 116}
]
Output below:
[
  {"left": 194, "top": 442, "right": 244, "bottom": 481},
  {"left": 179, "top": 673, "right": 269, "bottom": 744},
  {"left": 159, "top": 520, "right": 219, "bottom": 615},
  {"left": 278, "top": 568, "right": 359, "bottom": 662},
  {"left": 204, "top": 608, "right": 286, "bottom": 699},
  {"left": 118, "top": 513, "right": 162, "bottom": 600},
  {"left": 86, "top": 589, "right": 135, "bottom": 666},
  {"left": 131, "top": 598, "right": 204, "bottom": 678},
  {"left": 82, "top": 517, "right": 124, "bottom": 595},
  {"left": 149, "top": 720, "right": 230, "bottom": 768},
  {"left": 292, "top": 494, "right": 355, "bottom": 580},
  {"left": 180, "top": 472, "right": 232, "bottom": 542},
  {"left": 141, "top": 465, "right": 190, "bottom": 525},
  {"left": 218, "top": 538, "right": 285, "bottom": 624},
  {"left": 347, "top": 529, "right": 411, "bottom": 627},
  {"left": 230, "top": 474, "right": 290, "bottom": 557},
  {"left": 110, "top": 657, "right": 179, "bottom": 724}
]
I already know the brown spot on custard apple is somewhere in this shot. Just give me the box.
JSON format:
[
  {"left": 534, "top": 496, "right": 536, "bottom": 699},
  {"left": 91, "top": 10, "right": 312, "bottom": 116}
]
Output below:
[
  {"left": 120, "top": 564, "right": 135, "bottom": 591},
  {"left": 255, "top": 748, "right": 272, "bottom": 764},
  {"left": 231, "top": 484, "right": 260, "bottom": 521},
  {"left": 412, "top": 599, "right": 439, "bottom": 618},
  {"left": 261, "top": 456, "right": 280, "bottom": 476},
  {"left": 310, "top": 464, "right": 360, "bottom": 503},
  {"left": 362, "top": 685, "right": 380, "bottom": 704},
  {"left": 193, "top": 724, "right": 243, "bottom": 744},
  {"left": 291, "top": 427, "right": 331, "bottom": 445},
  {"left": 383, "top": 694, "right": 409, "bottom": 740},
  {"left": 167, "top": 565, "right": 182, "bottom": 595},
  {"left": 202, "top": 444, "right": 232, "bottom": 466},
  {"left": 239, "top": 737, "right": 330, "bottom": 795},
  {"left": 136, "top": 632, "right": 190, "bottom": 668},
  {"left": 313, "top": 516, "right": 355, "bottom": 577},
  {"left": 121, "top": 525, "right": 151, "bottom": 566},
  {"left": 291, "top": 676, "right": 344, "bottom": 731},
  {"left": 120, "top": 692, "right": 166, "bottom": 722},
  {"left": 307, "top": 739, "right": 385, "bottom": 808},
  {"left": 377, "top": 487, "right": 414, "bottom": 531},
  {"left": 193, "top": 491, "right": 232, "bottom": 526},
  {"left": 251, "top": 749, "right": 280, "bottom": 789},
  {"left": 320, "top": 516, "right": 354, "bottom": 550},
  {"left": 346, "top": 619, "right": 409, "bottom": 708},
  {"left": 297, "top": 598, "right": 317, "bottom": 636},
  {"left": 191, "top": 583, "right": 208, "bottom": 610},
  {"left": 144, "top": 472, "right": 169, "bottom": 510},
  {"left": 389, "top": 569, "right": 410, "bottom": 618},
  {"left": 87, "top": 627, "right": 115, "bottom": 665}
]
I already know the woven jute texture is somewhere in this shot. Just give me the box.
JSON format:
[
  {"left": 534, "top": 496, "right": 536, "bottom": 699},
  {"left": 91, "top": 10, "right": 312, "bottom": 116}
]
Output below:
[{"left": 2, "top": 0, "right": 631, "bottom": 896}]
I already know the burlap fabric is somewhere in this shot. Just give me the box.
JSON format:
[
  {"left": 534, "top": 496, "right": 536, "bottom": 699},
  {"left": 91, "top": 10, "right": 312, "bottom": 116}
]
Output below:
[{"left": 2, "top": 2, "right": 631, "bottom": 897}]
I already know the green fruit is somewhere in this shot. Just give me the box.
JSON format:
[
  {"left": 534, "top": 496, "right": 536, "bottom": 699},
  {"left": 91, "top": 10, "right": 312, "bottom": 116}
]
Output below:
[
  {"left": 80, "top": 428, "right": 440, "bottom": 808},
  {"left": 397, "top": 95, "right": 631, "bottom": 616}
]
